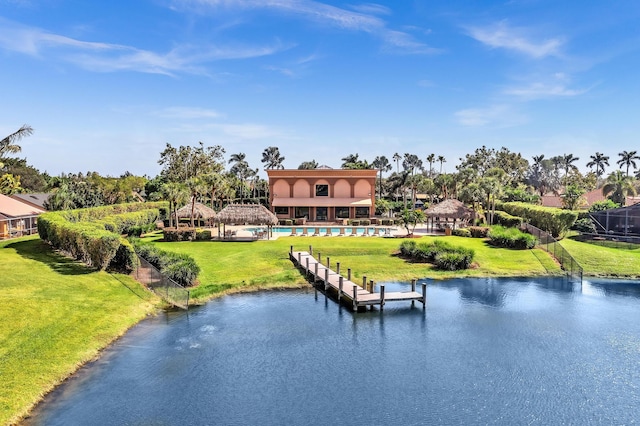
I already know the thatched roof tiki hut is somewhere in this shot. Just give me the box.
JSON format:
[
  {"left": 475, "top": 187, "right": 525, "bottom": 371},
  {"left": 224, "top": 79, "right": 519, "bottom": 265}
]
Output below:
[
  {"left": 214, "top": 204, "right": 279, "bottom": 240},
  {"left": 424, "top": 199, "right": 474, "bottom": 232},
  {"left": 175, "top": 202, "right": 217, "bottom": 227}
]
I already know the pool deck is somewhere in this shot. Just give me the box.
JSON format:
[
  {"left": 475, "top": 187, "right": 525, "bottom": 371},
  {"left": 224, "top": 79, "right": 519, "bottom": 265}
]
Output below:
[{"left": 289, "top": 248, "right": 426, "bottom": 311}]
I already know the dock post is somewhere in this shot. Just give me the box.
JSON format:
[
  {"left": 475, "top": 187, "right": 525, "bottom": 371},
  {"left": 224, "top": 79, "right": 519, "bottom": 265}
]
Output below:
[
  {"left": 411, "top": 279, "right": 416, "bottom": 307},
  {"left": 305, "top": 257, "right": 310, "bottom": 277},
  {"left": 314, "top": 262, "right": 319, "bottom": 282},
  {"left": 352, "top": 286, "right": 358, "bottom": 310},
  {"left": 338, "top": 276, "right": 343, "bottom": 301},
  {"left": 309, "top": 245, "right": 313, "bottom": 256},
  {"left": 380, "top": 284, "right": 385, "bottom": 310},
  {"left": 325, "top": 268, "right": 329, "bottom": 291},
  {"left": 362, "top": 276, "right": 367, "bottom": 288},
  {"left": 326, "top": 257, "right": 330, "bottom": 270},
  {"left": 347, "top": 268, "right": 351, "bottom": 281},
  {"left": 369, "top": 280, "right": 374, "bottom": 293},
  {"left": 422, "top": 283, "right": 427, "bottom": 309},
  {"left": 290, "top": 245, "right": 293, "bottom": 255},
  {"left": 297, "top": 252, "right": 301, "bottom": 264},
  {"left": 317, "top": 252, "right": 321, "bottom": 265},
  {"left": 336, "top": 262, "right": 340, "bottom": 276}
]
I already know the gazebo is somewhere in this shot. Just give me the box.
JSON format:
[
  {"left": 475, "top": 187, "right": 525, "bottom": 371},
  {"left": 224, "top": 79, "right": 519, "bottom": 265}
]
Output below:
[
  {"left": 423, "top": 199, "right": 474, "bottom": 232},
  {"left": 175, "top": 202, "right": 217, "bottom": 227},
  {"left": 214, "top": 204, "right": 279, "bottom": 240}
]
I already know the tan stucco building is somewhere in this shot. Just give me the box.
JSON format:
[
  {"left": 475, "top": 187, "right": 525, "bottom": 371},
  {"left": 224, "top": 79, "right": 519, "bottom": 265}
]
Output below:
[{"left": 267, "top": 169, "right": 377, "bottom": 221}]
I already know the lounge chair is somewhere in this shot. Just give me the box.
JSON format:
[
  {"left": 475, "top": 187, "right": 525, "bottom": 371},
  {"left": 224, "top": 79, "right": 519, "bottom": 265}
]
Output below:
[
  {"left": 312, "top": 227, "right": 320, "bottom": 237},
  {"left": 337, "top": 228, "right": 345, "bottom": 237},
  {"left": 325, "top": 227, "right": 332, "bottom": 236},
  {"left": 350, "top": 227, "right": 358, "bottom": 237},
  {"left": 301, "top": 228, "right": 309, "bottom": 236},
  {"left": 290, "top": 227, "right": 298, "bottom": 236}
]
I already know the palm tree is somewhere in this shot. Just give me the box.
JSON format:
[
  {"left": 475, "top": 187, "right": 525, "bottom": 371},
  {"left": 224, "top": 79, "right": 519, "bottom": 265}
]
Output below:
[
  {"left": 393, "top": 152, "right": 401, "bottom": 173},
  {"left": 229, "top": 153, "right": 254, "bottom": 203},
  {"left": 261, "top": 146, "right": 285, "bottom": 169},
  {"left": 185, "top": 177, "right": 208, "bottom": 227},
  {"left": 617, "top": 150, "right": 640, "bottom": 177},
  {"left": 586, "top": 152, "right": 610, "bottom": 178},
  {"left": 602, "top": 170, "right": 636, "bottom": 205},
  {"left": 426, "top": 153, "right": 436, "bottom": 178},
  {"left": 162, "top": 182, "right": 189, "bottom": 227},
  {"left": 562, "top": 153, "right": 580, "bottom": 179},
  {"left": 0, "top": 125, "right": 33, "bottom": 160},
  {"left": 437, "top": 155, "right": 446, "bottom": 174},
  {"left": 298, "top": 160, "right": 318, "bottom": 170},
  {"left": 372, "top": 155, "right": 391, "bottom": 199}
]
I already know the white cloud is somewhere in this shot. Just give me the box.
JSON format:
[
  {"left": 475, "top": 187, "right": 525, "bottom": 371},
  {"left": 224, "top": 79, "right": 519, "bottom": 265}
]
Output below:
[
  {"left": 466, "top": 21, "right": 563, "bottom": 58},
  {"left": 0, "top": 17, "right": 286, "bottom": 75},
  {"left": 347, "top": 3, "right": 391, "bottom": 16},
  {"left": 503, "top": 73, "right": 592, "bottom": 100},
  {"left": 152, "top": 107, "right": 222, "bottom": 119},
  {"left": 175, "top": 0, "right": 438, "bottom": 54},
  {"left": 455, "top": 104, "right": 527, "bottom": 127}
]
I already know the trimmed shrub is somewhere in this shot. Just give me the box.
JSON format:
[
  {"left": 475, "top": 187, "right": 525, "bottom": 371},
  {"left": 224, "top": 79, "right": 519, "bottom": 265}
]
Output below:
[
  {"left": 468, "top": 226, "right": 490, "bottom": 238},
  {"left": 163, "top": 228, "right": 197, "bottom": 242},
  {"left": 399, "top": 239, "right": 474, "bottom": 270},
  {"left": 360, "top": 219, "right": 371, "bottom": 226},
  {"left": 196, "top": 229, "right": 212, "bottom": 241},
  {"left": 434, "top": 251, "right": 473, "bottom": 271},
  {"left": 132, "top": 240, "right": 200, "bottom": 286},
  {"left": 399, "top": 240, "right": 417, "bottom": 257},
  {"left": 573, "top": 217, "right": 596, "bottom": 233},
  {"left": 350, "top": 219, "right": 361, "bottom": 226},
  {"left": 488, "top": 225, "right": 537, "bottom": 249},
  {"left": 452, "top": 228, "right": 471, "bottom": 238},
  {"left": 380, "top": 218, "right": 394, "bottom": 226},
  {"left": 492, "top": 210, "right": 523, "bottom": 228},
  {"left": 496, "top": 201, "right": 577, "bottom": 238}
]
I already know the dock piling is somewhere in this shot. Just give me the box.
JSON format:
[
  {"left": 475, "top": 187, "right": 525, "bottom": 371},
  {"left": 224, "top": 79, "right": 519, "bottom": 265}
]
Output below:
[
  {"left": 411, "top": 279, "right": 416, "bottom": 307},
  {"left": 347, "top": 268, "right": 351, "bottom": 281},
  {"left": 338, "top": 276, "right": 343, "bottom": 301},
  {"left": 325, "top": 268, "right": 329, "bottom": 291},
  {"left": 362, "top": 276, "right": 367, "bottom": 288},
  {"left": 309, "top": 245, "right": 313, "bottom": 256},
  {"left": 305, "top": 257, "right": 309, "bottom": 277},
  {"left": 422, "top": 283, "right": 427, "bottom": 308},
  {"left": 380, "top": 284, "right": 385, "bottom": 310},
  {"left": 336, "top": 262, "right": 340, "bottom": 275}
]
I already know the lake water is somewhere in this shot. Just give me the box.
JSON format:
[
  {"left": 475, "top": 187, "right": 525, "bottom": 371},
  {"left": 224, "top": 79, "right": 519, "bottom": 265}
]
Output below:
[{"left": 26, "top": 278, "right": 640, "bottom": 425}]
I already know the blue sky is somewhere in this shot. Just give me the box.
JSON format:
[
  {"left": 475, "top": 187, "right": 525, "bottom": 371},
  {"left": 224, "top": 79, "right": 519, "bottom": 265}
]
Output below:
[{"left": 1, "top": 0, "right": 639, "bottom": 178}]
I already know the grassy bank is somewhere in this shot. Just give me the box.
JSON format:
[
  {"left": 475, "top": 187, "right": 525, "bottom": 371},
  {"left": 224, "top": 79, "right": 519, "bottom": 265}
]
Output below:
[
  {"left": 0, "top": 236, "right": 159, "bottom": 426},
  {"left": 143, "top": 234, "right": 563, "bottom": 302},
  {"left": 560, "top": 237, "right": 640, "bottom": 278}
]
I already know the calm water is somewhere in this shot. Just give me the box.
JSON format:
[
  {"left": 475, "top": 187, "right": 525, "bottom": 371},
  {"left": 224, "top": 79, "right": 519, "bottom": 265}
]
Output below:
[{"left": 26, "top": 278, "right": 640, "bottom": 425}]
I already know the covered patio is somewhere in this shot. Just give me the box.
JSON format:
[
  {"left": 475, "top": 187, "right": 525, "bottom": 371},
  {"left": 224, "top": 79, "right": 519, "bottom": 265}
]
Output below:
[{"left": 175, "top": 202, "right": 217, "bottom": 227}]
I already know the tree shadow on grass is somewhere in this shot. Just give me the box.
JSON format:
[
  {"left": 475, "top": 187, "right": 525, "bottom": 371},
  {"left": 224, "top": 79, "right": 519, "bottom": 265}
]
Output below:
[{"left": 7, "top": 239, "right": 95, "bottom": 276}]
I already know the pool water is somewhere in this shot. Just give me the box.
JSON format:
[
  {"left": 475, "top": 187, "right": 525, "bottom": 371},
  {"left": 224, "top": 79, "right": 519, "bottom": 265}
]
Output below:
[{"left": 25, "top": 277, "right": 640, "bottom": 425}]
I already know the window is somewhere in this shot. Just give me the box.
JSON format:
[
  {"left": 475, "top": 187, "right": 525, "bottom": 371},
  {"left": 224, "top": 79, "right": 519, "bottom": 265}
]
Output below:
[
  {"left": 274, "top": 206, "right": 289, "bottom": 215},
  {"left": 355, "top": 207, "right": 369, "bottom": 218},
  {"left": 335, "top": 207, "right": 350, "bottom": 219},
  {"left": 315, "top": 184, "right": 329, "bottom": 197},
  {"left": 316, "top": 207, "right": 328, "bottom": 221},
  {"left": 295, "top": 207, "right": 310, "bottom": 219}
]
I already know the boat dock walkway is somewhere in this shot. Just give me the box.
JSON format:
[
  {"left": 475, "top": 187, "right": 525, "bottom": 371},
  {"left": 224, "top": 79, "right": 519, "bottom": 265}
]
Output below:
[{"left": 289, "top": 246, "right": 426, "bottom": 311}]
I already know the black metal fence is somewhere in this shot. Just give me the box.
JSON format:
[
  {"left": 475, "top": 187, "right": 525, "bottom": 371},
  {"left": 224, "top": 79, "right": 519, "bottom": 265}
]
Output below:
[
  {"left": 521, "top": 223, "right": 583, "bottom": 282},
  {"left": 135, "top": 256, "right": 190, "bottom": 309}
]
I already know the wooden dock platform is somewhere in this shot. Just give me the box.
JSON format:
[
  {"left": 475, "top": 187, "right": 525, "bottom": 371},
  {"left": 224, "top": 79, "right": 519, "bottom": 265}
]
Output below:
[{"left": 289, "top": 247, "right": 426, "bottom": 311}]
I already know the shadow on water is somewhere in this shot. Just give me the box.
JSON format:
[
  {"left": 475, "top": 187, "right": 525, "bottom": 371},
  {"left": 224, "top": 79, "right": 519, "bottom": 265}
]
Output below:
[
  {"left": 430, "top": 277, "right": 509, "bottom": 307},
  {"left": 6, "top": 239, "right": 94, "bottom": 276},
  {"left": 587, "top": 279, "right": 640, "bottom": 298}
]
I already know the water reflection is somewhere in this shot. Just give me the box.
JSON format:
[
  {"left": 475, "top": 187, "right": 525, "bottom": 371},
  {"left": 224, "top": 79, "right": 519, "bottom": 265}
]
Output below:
[
  {"left": 431, "top": 277, "right": 509, "bottom": 307},
  {"left": 587, "top": 278, "right": 640, "bottom": 298}
]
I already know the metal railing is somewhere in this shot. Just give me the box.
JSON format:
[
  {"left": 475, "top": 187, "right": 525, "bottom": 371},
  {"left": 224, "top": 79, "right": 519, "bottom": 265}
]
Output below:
[
  {"left": 0, "top": 215, "right": 39, "bottom": 240},
  {"left": 134, "top": 255, "right": 190, "bottom": 309},
  {"left": 521, "top": 223, "right": 583, "bottom": 282}
]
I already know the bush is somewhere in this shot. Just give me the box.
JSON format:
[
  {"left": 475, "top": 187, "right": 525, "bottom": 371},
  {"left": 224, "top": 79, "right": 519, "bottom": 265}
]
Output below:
[
  {"left": 452, "top": 228, "right": 471, "bottom": 238},
  {"left": 131, "top": 240, "right": 200, "bottom": 286},
  {"left": 350, "top": 220, "right": 361, "bottom": 226},
  {"left": 496, "top": 201, "right": 577, "bottom": 238},
  {"left": 573, "top": 217, "right": 596, "bottom": 233},
  {"left": 360, "top": 219, "right": 371, "bottom": 226},
  {"left": 468, "top": 226, "right": 490, "bottom": 238},
  {"left": 163, "top": 228, "right": 197, "bottom": 242},
  {"left": 488, "top": 226, "right": 537, "bottom": 249},
  {"left": 380, "top": 218, "right": 394, "bottom": 226},
  {"left": 492, "top": 210, "right": 523, "bottom": 228},
  {"left": 398, "top": 239, "right": 474, "bottom": 270},
  {"left": 196, "top": 229, "right": 212, "bottom": 241}
]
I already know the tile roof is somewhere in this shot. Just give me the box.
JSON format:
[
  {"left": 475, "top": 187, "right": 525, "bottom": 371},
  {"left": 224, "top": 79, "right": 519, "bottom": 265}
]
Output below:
[{"left": 10, "top": 193, "right": 51, "bottom": 209}]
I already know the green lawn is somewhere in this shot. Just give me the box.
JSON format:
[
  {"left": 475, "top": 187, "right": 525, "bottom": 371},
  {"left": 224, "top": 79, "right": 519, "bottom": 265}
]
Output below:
[
  {"left": 143, "top": 233, "right": 564, "bottom": 301},
  {"left": 560, "top": 237, "right": 640, "bottom": 278},
  {"left": 0, "top": 236, "right": 159, "bottom": 426}
]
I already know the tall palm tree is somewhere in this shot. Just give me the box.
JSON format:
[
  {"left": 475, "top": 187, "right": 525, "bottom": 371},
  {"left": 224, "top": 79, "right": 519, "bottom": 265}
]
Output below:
[
  {"left": 372, "top": 155, "right": 391, "bottom": 198},
  {"left": 0, "top": 125, "right": 33, "bottom": 159},
  {"left": 437, "top": 155, "right": 446, "bottom": 174},
  {"left": 393, "top": 152, "right": 401, "bottom": 173},
  {"left": 425, "top": 153, "right": 436, "bottom": 178},
  {"left": 602, "top": 170, "right": 636, "bottom": 205},
  {"left": 617, "top": 150, "right": 640, "bottom": 177},
  {"left": 298, "top": 160, "right": 318, "bottom": 170},
  {"left": 162, "top": 182, "right": 189, "bottom": 227},
  {"left": 562, "top": 153, "right": 580, "bottom": 179},
  {"left": 261, "top": 146, "right": 285, "bottom": 169},
  {"left": 586, "top": 152, "right": 609, "bottom": 177}
]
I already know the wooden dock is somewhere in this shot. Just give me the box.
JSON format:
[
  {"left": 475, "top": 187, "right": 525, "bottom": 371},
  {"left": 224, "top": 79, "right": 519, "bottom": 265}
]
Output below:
[{"left": 289, "top": 246, "right": 426, "bottom": 311}]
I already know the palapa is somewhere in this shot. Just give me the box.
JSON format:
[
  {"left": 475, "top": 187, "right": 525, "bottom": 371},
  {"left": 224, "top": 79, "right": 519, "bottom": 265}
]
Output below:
[
  {"left": 175, "top": 202, "right": 217, "bottom": 219},
  {"left": 424, "top": 199, "right": 473, "bottom": 219},
  {"left": 214, "top": 204, "right": 278, "bottom": 225}
]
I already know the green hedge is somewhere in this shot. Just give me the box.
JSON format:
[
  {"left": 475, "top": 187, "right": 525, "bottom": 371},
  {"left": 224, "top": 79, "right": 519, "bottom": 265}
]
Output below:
[
  {"left": 496, "top": 201, "right": 577, "bottom": 238},
  {"left": 452, "top": 228, "right": 471, "bottom": 238},
  {"left": 37, "top": 202, "right": 167, "bottom": 271},
  {"left": 163, "top": 228, "right": 197, "bottom": 242},
  {"left": 488, "top": 225, "right": 537, "bottom": 249},
  {"left": 399, "top": 239, "right": 474, "bottom": 270},
  {"left": 132, "top": 241, "right": 200, "bottom": 286},
  {"left": 468, "top": 226, "right": 490, "bottom": 238},
  {"left": 492, "top": 210, "right": 523, "bottom": 228}
]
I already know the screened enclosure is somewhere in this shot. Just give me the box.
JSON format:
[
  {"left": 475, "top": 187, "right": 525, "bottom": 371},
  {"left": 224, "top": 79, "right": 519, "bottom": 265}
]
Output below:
[{"left": 589, "top": 203, "right": 640, "bottom": 236}]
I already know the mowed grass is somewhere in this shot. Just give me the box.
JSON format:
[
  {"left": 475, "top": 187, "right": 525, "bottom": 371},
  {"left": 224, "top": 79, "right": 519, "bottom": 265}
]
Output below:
[
  {"left": 560, "top": 237, "right": 640, "bottom": 278},
  {"left": 0, "top": 236, "right": 159, "bottom": 426},
  {"left": 143, "top": 233, "right": 563, "bottom": 301}
]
